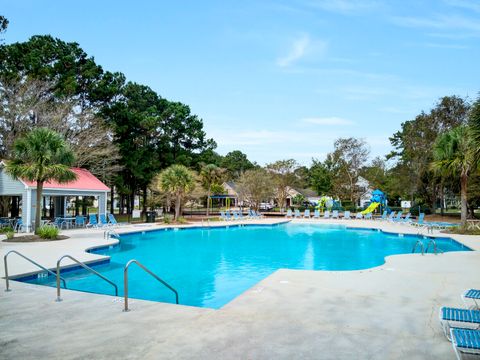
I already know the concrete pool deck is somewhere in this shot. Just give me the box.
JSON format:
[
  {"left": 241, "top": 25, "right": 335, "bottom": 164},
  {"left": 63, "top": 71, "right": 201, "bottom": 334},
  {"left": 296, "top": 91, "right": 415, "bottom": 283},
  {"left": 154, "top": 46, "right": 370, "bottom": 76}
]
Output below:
[{"left": 1, "top": 218, "right": 480, "bottom": 359}]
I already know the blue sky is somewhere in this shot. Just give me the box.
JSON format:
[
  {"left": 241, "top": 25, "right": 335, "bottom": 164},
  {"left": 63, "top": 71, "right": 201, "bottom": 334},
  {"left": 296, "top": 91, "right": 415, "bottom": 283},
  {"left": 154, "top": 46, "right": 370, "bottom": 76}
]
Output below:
[{"left": 3, "top": 0, "right": 480, "bottom": 165}]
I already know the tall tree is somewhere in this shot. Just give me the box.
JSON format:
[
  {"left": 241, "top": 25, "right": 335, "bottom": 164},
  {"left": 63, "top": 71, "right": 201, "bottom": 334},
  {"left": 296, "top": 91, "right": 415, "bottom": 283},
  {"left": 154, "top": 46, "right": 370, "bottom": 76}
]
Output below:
[
  {"left": 6, "top": 128, "right": 76, "bottom": 233},
  {"left": 158, "top": 164, "right": 196, "bottom": 220},
  {"left": 200, "top": 164, "right": 225, "bottom": 216},
  {"left": 328, "top": 137, "right": 370, "bottom": 204},
  {"left": 266, "top": 159, "right": 299, "bottom": 212},
  {"left": 0, "top": 15, "right": 8, "bottom": 43},
  {"left": 308, "top": 159, "right": 333, "bottom": 195},
  {"left": 237, "top": 169, "right": 274, "bottom": 211},
  {"left": 431, "top": 126, "right": 475, "bottom": 226},
  {"left": 221, "top": 150, "right": 255, "bottom": 179},
  {"left": 389, "top": 96, "right": 470, "bottom": 209}
]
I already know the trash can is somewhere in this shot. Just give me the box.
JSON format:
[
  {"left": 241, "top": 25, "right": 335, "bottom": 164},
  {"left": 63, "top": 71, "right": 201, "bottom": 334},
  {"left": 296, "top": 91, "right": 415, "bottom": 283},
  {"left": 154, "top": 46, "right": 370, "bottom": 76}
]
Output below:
[{"left": 146, "top": 211, "right": 156, "bottom": 223}]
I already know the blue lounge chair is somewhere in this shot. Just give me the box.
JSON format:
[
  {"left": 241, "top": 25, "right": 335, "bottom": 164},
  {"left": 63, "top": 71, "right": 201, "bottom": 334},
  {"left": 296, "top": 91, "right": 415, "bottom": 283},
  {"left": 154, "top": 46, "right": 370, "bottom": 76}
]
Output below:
[
  {"left": 379, "top": 211, "right": 388, "bottom": 221},
  {"left": 313, "top": 210, "right": 320, "bottom": 219},
  {"left": 219, "top": 211, "right": 227, "bottom": 221},
  {"left": 225, "top": 210, "right": 232, "bottom": 221},
  {"left": 343, "top": 211, "right": 351, "bottom": 220},
  {"left": 400, "top": 213, "right": 411, "bottom": 223},
  {"left": 99, "top": 214, "right": 110, "bottom": 227},
  {"left": 108, "top": 214, "right": 119, "bottom": 227},
  {"left": 14, "top": 218, "right": 27, "bottom": 232},
  {"left": 75, "top": 216, "right": 86, "bottom": 228},
  {"left": 439, "top": 307, "right": 480, "bottom": 340},
  {"left": 386, "top": 211, "right": 396, "bottom": 221},
  {"left": 304, "top": 209, "right": 311, "bottom": 218},
  {"left": 463, "top": 289, "right": 480, "bottom": 310},
  {"left": 233, "top": 211, "right": 240, "bottom": 220},
  {"left": 286, "top": 209, "right": 293, "bottom": 218},
  {"left": 388, "top": 211, "right": 401, "bottom": 222},
  {"left": 86, "top": 214, "right": 98, "bottom": 228},
  {"left": 450, "top": 328, "right": 480, "bottom": 359},
  {"left": 355, "top": 213, "right": 363, "bottom": 219},
  {"left": 364, "top": 212, "right": 372, "bottom": 220},
  {"left": 294, "top": 209, "right": 301, "bottom": 218},
  {"left": 254, "top": 210, "right": 264, "bottom": 218},
  {"left": 323, "top": 210, "right": 330, "bottom": 219},
  {"left": 412, "top": 213, "right": 425, "bottom": 226},
  {"left": 332, "top": 210, "right": 339, "bottom": 219}
]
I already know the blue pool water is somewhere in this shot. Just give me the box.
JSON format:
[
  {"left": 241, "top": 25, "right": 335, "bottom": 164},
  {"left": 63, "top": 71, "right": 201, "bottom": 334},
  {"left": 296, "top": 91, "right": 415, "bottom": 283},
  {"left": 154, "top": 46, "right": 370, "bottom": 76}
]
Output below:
[{"left": 22, "top": 223, "right": 470, "bottom": 309}]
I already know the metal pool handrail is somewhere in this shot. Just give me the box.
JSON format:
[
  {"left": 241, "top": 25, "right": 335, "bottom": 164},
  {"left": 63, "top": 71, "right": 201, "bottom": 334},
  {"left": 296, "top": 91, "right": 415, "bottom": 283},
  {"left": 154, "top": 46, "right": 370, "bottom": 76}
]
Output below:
[
  {"left": 412, "top": 240, "right": 425, "bottom": 255},
  {"left": 55, "top": 255, "right": 118, "bottom": 301},
  {"left": 425, "top": 239, "right": 443, "bottom": 255},
  {"left": 4, "top": 250, "right": 67, "bottom": 292},
  {"left": 123, "top": 259, "right": 179, "bottom": 312}
]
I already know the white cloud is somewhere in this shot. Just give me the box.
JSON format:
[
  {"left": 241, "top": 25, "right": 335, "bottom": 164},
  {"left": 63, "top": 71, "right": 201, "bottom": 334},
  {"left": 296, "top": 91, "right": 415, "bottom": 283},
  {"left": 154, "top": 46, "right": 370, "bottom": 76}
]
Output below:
[
  {"left": 276, "top": 34, "right": 327, "bottom": 68},
  {"left": 391, "top": 14, "right": 480, "bottom": 33},
  {"left": 302, "top": 117, "right": 354, "bottom": 126},
  {"left": 304, "top": 0, "right": 381, "bottom": 14}
]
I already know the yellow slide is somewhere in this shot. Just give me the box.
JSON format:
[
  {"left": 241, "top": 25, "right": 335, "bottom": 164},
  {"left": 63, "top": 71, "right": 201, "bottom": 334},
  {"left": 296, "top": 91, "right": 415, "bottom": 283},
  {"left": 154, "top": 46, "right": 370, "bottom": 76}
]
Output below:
[{"left": 361, "top": 202, "right": 380, "bottom": 215}]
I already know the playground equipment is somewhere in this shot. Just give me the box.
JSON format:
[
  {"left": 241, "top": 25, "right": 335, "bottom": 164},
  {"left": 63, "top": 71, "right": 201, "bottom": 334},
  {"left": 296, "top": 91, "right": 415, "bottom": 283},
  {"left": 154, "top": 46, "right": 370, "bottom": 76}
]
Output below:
[
  {"left": 361, "top": 189, "right": 390, "bottom": 215},
  {"left": 315, "top": 196, "right": 342, "bottom": 212}
]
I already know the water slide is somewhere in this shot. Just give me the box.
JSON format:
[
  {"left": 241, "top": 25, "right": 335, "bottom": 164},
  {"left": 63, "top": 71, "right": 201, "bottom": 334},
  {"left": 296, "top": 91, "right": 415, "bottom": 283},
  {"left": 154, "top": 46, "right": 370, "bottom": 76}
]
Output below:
[{"left": 361, "top": 202, "right": 380, "bottom": 215}]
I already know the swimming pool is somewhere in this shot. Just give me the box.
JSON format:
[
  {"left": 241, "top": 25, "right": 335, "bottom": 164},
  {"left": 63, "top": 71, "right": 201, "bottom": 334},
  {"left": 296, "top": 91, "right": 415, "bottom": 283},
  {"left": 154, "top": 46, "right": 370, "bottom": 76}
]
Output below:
[{"left": 21, "top": 223, "right": 470, "bottom": 308}]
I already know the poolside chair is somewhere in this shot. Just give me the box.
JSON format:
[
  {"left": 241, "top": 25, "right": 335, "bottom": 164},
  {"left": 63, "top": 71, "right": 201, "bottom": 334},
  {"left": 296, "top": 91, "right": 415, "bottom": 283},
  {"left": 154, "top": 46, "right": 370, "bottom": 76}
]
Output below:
[
  {"left": 463, "top": 289, "right": 480, "bottom": 310},
  {"left": 14, "top": 218, "right": 27, "bottom": 232},
  {"left": 331, "top": 210, "right": 339, "bottom": 219},
  {"left": 411, "top": 213, "right": 425, "bottom": 227},
  {"left": 75, "top": 215, "right": 86, "bottom": 228},
  {"left": 219, "top": 211, "right": 227, "bottom": 221},
  {"left": 378, "top": 211, "right": 388, "bottom": 221},
  {"left": 439, "top": 307, "right": 480, "bottom": 340},
  {"left": 313, "top": 210, "right": 320, "bottom": 219},
  {"left": 286, "top": 209, "right": 293, "bottom": 218},
  {"left": 108, "top": 214, "right": 120, "bottom": 227},
  {"left": 355, "top": 213, "right": 363, "bottom": 220},
  {"left": 323, "top": 210, "right": 330, "bottom": 219},
  {"left": 304, "top": 209, "right": 311, "bottom": 218},
  {"left": 450, "top": 328, "right": 480, "bottom": 360},
  {"left": 364, "top": 212, "right": 373, "bottom": 220},
  {"left": 400, "top": 213, "right": 411, "bottom": 224},
  {"left": 392, "top": 211, "right": 403, "bottom": 222},
  {"left": 86, "top": 214, "right": 98, "bottom": 228},
  {"left": 343, "top": 211, "right": 351, "bottom": 220},
  {"left": 385, "top": 211, "right": 395, "bottom": 221},
  {"left": 294, "top": 209, "right": 301, "bottom": 218},
  {"left": 254, "top": 210, "right": 264, "bottom": 219},
  {"left": 225, "top": 210, "right": 232, "bottom": 221},
  {"left": 99, "top": 214, "right": 110, "bottom": 227},
  {"left": 233, "top": 211, "right": 240, "bottom": 221}
]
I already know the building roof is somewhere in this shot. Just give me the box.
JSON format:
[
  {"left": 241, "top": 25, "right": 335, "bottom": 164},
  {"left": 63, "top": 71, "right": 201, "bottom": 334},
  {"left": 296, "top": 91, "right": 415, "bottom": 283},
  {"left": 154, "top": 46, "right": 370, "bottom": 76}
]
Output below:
[{"left": 22, "top": 168, "right": 110, "bottom": 191}]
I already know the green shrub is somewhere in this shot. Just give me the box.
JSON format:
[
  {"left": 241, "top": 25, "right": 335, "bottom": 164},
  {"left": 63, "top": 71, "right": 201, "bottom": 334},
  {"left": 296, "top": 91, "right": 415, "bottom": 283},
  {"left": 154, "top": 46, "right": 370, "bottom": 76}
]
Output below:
[
  {"left": 163, "top": 214, "right": 172, "bottom": 224},
  {"left": 37, "top": 225, "right": 59, "bottom": 239},
  {"left": 410, "top": 205, "right": 431, "bottom": 216},
  {"left": 5, "top": 230, "right": 14, "bottom": 239},
  {"left": 0, "top": 226, "right": 14, "bottom": 234},
  {"left": 177, "top": 217, "right": 188, "bottom": 224}
]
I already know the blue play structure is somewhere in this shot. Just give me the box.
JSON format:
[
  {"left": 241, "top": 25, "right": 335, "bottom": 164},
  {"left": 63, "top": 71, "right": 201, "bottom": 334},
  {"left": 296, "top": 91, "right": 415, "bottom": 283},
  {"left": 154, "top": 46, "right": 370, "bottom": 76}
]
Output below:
[{"left": 362, "top": 189, "right": 391, "bottom": 214}]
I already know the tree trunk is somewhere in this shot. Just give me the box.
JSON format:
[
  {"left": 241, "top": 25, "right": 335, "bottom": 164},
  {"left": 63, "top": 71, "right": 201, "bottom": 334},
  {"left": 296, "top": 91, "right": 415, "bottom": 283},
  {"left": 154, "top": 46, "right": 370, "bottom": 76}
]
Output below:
[
  {"left": 175, "top": 194, "right": 181, "bottom": 220},
  {"left": 460, "top": 174, "right": 468, "bottom": 226},
  {"left": 431, "top": 184, "right": 437, "bottom": 215},
  {"left": 110, "top": 187, "right": 114, "bottom": 215},
  {"left": 142, "top": 185, "right": 147, "bottom": 219},
  {"left": 440, "top": 185, "right": 445, "bottom": 217},
  {"left": 34, "top": 181, "right": 44, "bottom": 234},
  {"left": 206, "top": 185, "right": 211, "bottom": 217}
]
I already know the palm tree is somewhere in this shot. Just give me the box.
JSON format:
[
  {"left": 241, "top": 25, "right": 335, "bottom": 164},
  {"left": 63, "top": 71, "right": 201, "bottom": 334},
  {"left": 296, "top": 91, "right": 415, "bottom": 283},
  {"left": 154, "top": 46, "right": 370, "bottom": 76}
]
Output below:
[
  {"left": 431, "top": 126, "right": 475, "bottom": 226},
  {"left": 159, "top": 164, "right": 196, "bottom": 220},
  {"left": 200, "top": 164, "right": 225, "bottom": 216},
  {"left": 469, "top": 97, "right": 480, "bottom": 161},
  {"left": 6, "top": 128, "right": 76, "bottom": 233}
]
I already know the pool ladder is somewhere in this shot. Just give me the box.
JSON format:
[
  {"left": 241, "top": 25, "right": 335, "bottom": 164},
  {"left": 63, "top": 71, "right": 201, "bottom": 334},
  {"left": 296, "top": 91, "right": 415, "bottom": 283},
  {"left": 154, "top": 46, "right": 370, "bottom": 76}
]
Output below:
[
  {"left": 411, "top": 239, "right": 443, "bottom": 255},
  {"left": 4, "top": 250, "right": 67, "bottom": 292}
]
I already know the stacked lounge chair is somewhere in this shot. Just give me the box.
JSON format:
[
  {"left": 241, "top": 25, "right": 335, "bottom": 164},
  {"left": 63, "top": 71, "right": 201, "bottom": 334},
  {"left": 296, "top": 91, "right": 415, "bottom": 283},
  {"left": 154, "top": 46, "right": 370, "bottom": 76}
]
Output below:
[
  {"left": 343, "top": 211, "right": 351, "bottom": 220},
  {"left": 304, "top": 209, "right": 311, "bottom": 218},
  {"left": 439, "top": 288, "right": 480, "bottom": 359},
  {"left": 285, "top": 209, "right": 293, "bottom": 218},
  {"left": 331, "top": 210, "right": 339, "bottom": 219},
  {"left": 313, "top": 210, "right": 320, "bottom": 219}
]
